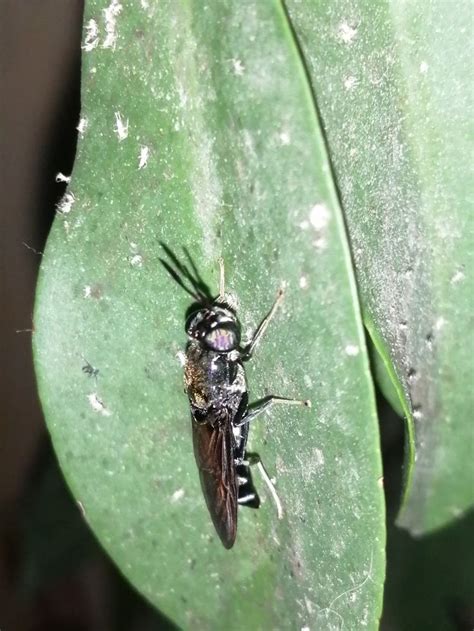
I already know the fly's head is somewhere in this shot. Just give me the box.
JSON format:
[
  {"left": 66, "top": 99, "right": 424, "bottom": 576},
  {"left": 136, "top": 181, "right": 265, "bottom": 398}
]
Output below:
[{"left": 186, "top": 304, "right": 241, "bottom": 353}]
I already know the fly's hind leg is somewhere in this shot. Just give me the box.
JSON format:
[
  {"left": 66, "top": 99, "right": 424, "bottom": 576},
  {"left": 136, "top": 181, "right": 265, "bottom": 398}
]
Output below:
[{"left": 243, "top": 452, "right": 284, "bottom": 519}]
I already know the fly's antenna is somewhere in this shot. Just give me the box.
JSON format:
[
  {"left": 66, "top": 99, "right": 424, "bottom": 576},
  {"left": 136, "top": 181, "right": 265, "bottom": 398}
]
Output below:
[
  {"left": 218, "top": 257, "right": 225, "bottom": 302},
  {"left": 181, "top": 246, "right": 215, "bottom": 303},
  {"left": 159, "top": 242, "right": 212, "bottom": 303},
  {"left": 159, "top": 258, "right": 202, "bottom": 302}
]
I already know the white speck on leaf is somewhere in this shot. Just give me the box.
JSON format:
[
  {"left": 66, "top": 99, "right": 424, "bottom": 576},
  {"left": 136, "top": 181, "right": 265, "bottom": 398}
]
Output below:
[
  {"left": 171, "top": 488, "right": 185, "bottom": 503},
  {"left": 114, "top": 111, "right": 129, "bottom": 141},
  {"left": 103, "top": 0, "right": 122, "bottom": 49},
  {"left": 419, "top": 61, "right": 429, "bottom": 74},
  {"left": 87, "top": 393, "right": 111, "bottom": 416},
  {"left": 309, "top": 203, "right": 331, "bottom": 231},
  {"left": 299, "top": 276, "right": 308, "bottom": 289},
  {"left": 338, "top": 21, "right": 357, "bottom": 44},
  {"left": 56, "top": 192, "right": 75, "bottom": 214},
  {"left": 129, "top": 254, "right": 143, "bottom": 267},
  {"left": 451, "top": 269, "right": 465, "bottom": 284},
  {"left": 344, "top": 75, "right": 358, "bottom": 91},
  {"left": 313, "top": 448, "right": 325, "bottom": 466},
  {"left": 82, "top": 19, "right": 99, "bottom": 51},
  {"left": 83, "top": 285, "right": 92, "bottom": 298},
  {"left": 138, "top": 145, "right": 150, "bottom": 169},
  {"left": 435, "top": 317, "right": 446, "bottom": 331},
  {"left": 55, "top": 172, "right": 71, "bottom": 183},
  {"left": 177, "top": 82, "right": 188, "bottom": 109},
  {"left": 279, "top": 130, "right": 291, "bottom": 145},
  {"left": 312, "top": 237, "right": 327, "bottom": 251},
  {"left": 230, "top": 58, "right": 245, "bottom": 76},
  {"left": 76, "top": 117, "right": 88, "bottom": 135},
  {"left": 345, "top": 344, "right": 360, "bottom": 356}
]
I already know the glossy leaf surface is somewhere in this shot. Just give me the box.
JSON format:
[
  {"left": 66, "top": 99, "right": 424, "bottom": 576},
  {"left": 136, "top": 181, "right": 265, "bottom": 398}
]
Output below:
[
  {"left": 286, "top": 0, "right": 474, "bottom": 534},
  {"left": 34, "top": 1, "right": 384, "bottom": 627}
]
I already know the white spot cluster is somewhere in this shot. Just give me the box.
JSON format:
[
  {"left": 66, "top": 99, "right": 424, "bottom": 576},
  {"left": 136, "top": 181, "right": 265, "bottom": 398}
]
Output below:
[
  {"left": 129, "top": 254, "right": 143, "bottom": 267},
  {"left": 313, "top": 448, "right": 325, "bottom": 466},
  {"left": 337, "top": 21, "right": 358, "bottom": 44},
  {"left": 128, "top": 241, "right": 143, "bottom": 267},
  {"left": 230, "top": 58, "right": 245, "bottom": 76},
  {"left": 56, "top": 192, "right": 75, "bottom": 214},
  {"left": 114, "top": 111, "right": 129, "bottom": 141},
  {"left": 82, "top": 19, "right": 99, "bottom": 52},
  {"left": 103, "top": 0, "right": 122, "bottom": 49},
  {"left": 171, "top": 488, "right": 185, "bottom": 502},
  {"left": 306, "top": 202, "right": 332, "bottom": 249},
  {"left": 451, "top": 269, "right": 465, "bottom": 284},
  {"left": 344, "top": 75, "right": 358, "bottom": 91},
  {"left": 345, "top": 344, "right": 360, "bottom": 356},
  {"left": 77, "top": 117, "right": 88, "bottom": 135},
  {"left": 87, "top": 393, "right": 111, "bottom": 416},
  {"left": 55, "top": 172, "right": 71, "bottom": 183},
  {"left": 309, "top": 203, "right": 331, "bottom": 231},
  {"left": 138, "top": 145, "right": 150, "bottom": 169},
  {"left": 279, "top": 130, "right": 291, "bottom": 146}
]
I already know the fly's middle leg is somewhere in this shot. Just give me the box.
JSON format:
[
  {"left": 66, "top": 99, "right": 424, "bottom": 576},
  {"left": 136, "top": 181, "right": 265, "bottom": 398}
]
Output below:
[{"left": 237, "top": 395, "right": 311, "bottom": 426}]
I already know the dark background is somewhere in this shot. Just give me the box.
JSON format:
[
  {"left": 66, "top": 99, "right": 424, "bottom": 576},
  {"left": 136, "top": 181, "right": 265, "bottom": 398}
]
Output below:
[{"left": 0, "top": 3, "right": 471, "bottom": 630}]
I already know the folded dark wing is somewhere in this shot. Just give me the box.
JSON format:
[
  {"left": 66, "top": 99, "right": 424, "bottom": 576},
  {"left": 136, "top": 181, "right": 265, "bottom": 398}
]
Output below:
[{"left": 192, "top": 416, "right": 237, "bottom": 549}]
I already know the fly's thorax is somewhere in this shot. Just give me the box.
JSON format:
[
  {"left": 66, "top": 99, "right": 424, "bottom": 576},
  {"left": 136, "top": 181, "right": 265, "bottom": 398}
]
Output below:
[{"left": 186, "top": 305, "right": 241, "bottom": 353}]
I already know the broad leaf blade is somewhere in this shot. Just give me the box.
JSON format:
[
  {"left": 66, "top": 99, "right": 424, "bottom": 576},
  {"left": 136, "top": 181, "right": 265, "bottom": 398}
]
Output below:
[
  {"left": 33, "top": 1, "right": 385, "bottom": 627},
  {"left": 286, "top": 0, "right": 474, "bottom": 534}
]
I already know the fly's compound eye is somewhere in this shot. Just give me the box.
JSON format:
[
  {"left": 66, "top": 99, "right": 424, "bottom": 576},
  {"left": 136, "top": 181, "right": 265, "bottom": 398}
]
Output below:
[
  {"left": 186, "top": 313, "right": 201, "bottom": 337},
  {"left": 205, "top": 325, "right": 239, "bottom": 352}
]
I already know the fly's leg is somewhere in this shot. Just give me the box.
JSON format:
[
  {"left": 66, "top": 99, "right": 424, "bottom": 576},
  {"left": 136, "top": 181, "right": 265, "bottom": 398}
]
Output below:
[
  {"left": 236, "top": 395, "right": 311, "bottom": 426},
  {"left": 242, "top": 288, "right": 285, "bottom": 359},
  {"left": 243, "top": 452, "right": 284, "bottom": 519}
]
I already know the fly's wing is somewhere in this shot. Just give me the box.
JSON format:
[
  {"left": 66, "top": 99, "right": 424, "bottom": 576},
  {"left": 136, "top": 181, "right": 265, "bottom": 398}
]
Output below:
[{"left": 192, "top": 415, "right": 237, "bottom": 549}]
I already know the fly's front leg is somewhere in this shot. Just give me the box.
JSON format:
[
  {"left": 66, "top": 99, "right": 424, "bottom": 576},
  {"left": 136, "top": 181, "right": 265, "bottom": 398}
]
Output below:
[
  {"left": 236, "top": 395, "right": 311, "bottom": 426},
  {"left": 242, "top": 288, "right": 285, "bottom": 360},
  {"left": 244, "top": 452, "right": 284, "bottom": 519}
]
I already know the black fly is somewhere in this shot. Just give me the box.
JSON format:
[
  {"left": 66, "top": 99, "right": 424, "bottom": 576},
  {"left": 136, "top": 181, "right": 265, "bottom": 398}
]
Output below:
[{"left": 161, "top": 245, "right": 311, "bottom": 549}]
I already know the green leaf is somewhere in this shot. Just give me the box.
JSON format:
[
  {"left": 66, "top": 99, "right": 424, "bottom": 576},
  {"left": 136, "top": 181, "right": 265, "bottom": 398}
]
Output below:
[
  {"left": 366, "top": 324, "right": 404, "bottom": 420},
  {"left": 33, "top": 0, "right": 385, "bottom": 627},
  {"left": 285, "top": 0, "right": 474, "bottom": 534}
]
